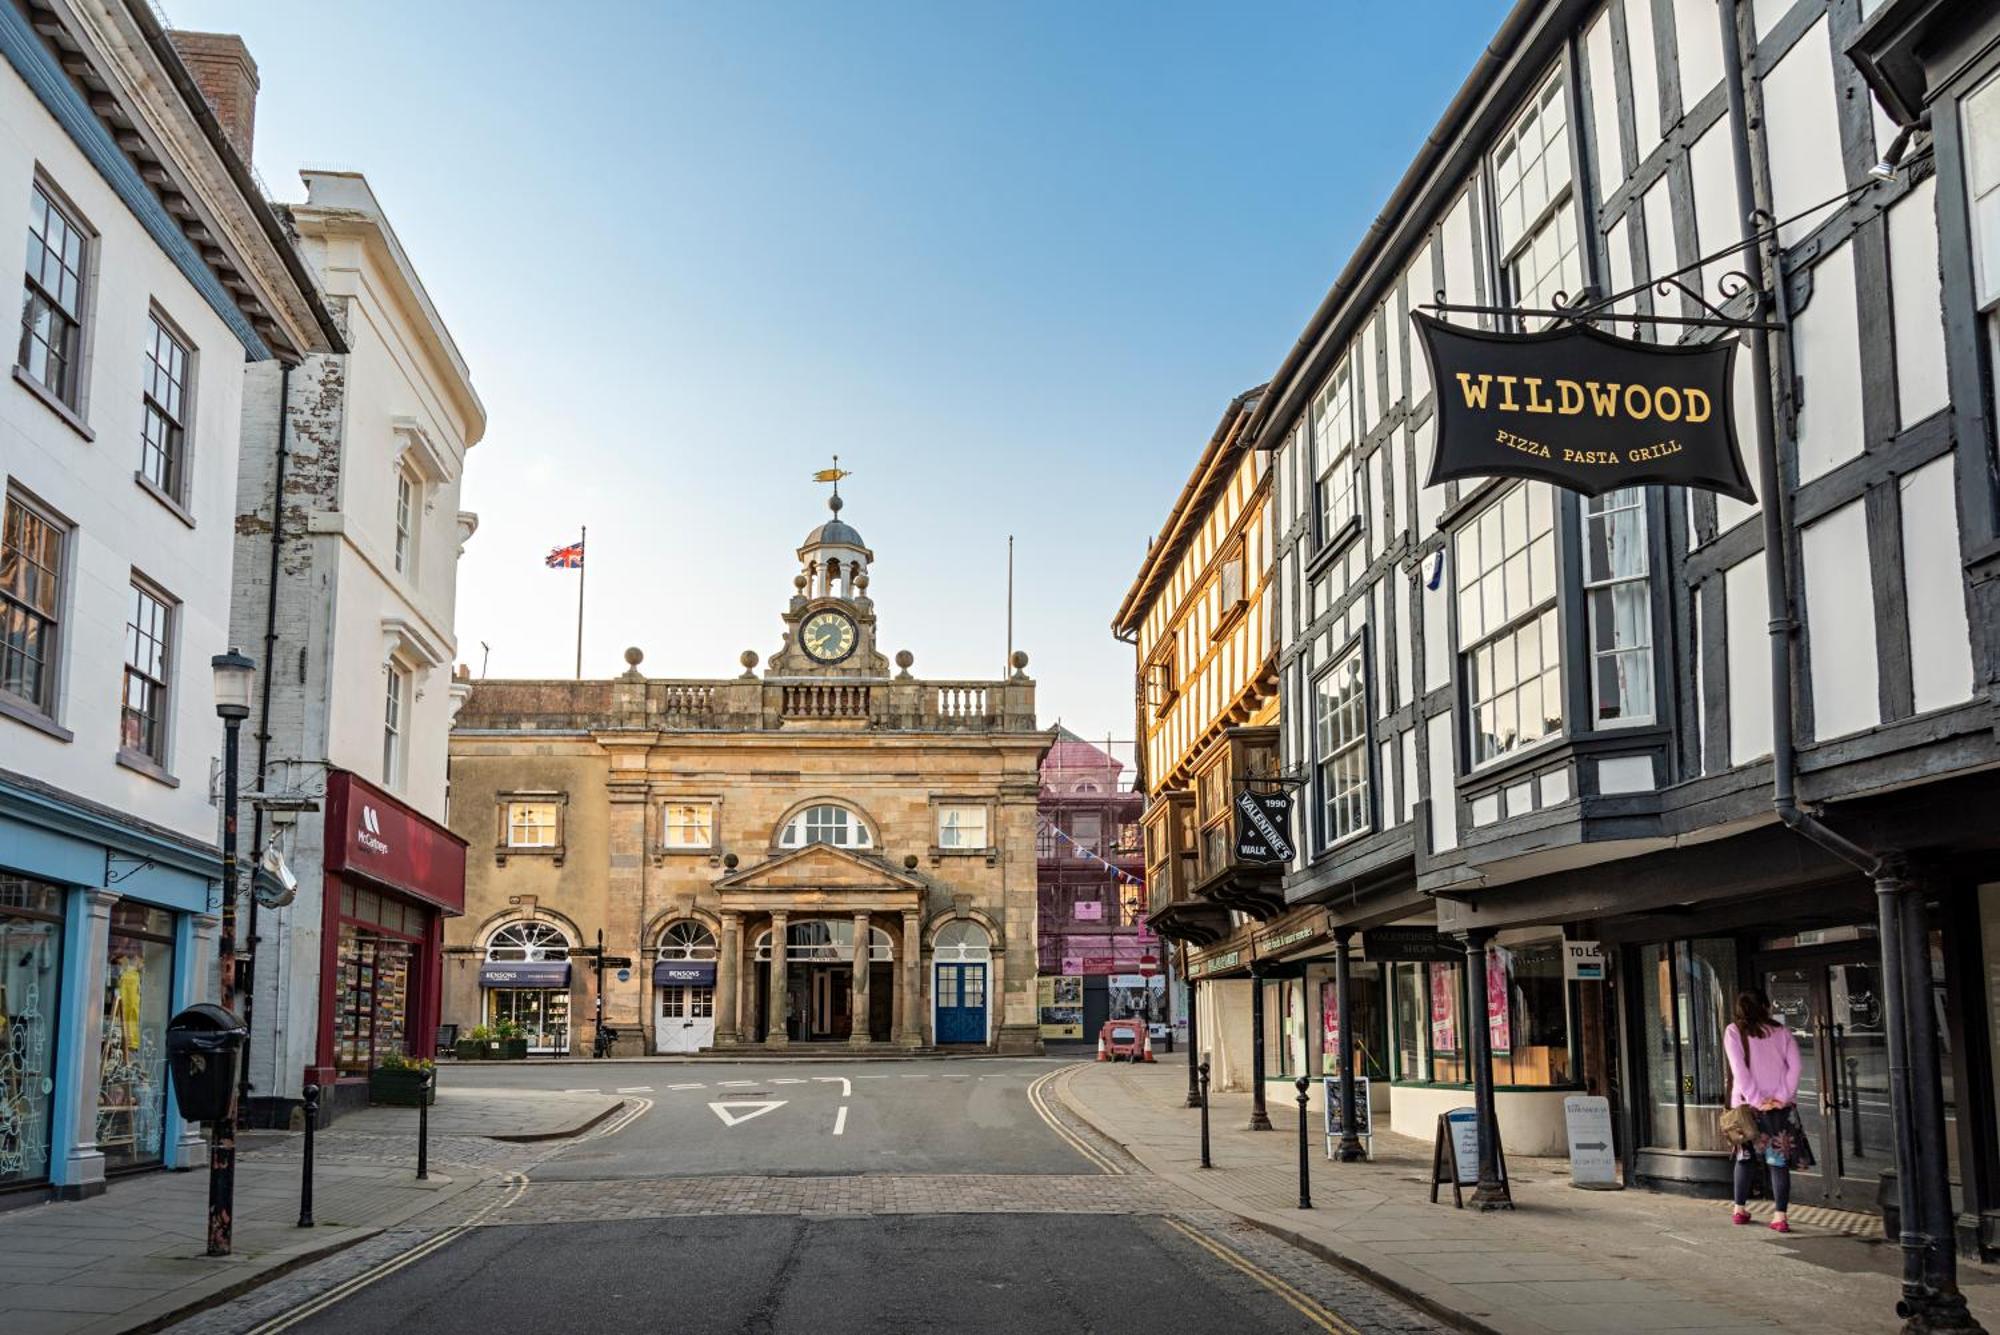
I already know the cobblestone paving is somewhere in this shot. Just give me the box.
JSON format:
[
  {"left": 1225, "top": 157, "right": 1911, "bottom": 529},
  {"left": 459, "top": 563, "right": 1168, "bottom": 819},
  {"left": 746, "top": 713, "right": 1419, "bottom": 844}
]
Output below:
[
  {"left": 1170, "top": 1209, "right": 1447, "bottom": 1333},
  {"left": 243, "top": 1128, "right": 565, "bottom": 1173}
]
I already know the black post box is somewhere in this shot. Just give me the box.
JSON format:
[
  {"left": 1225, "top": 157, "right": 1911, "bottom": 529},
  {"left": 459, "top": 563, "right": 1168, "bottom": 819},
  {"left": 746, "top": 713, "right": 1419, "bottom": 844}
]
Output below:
[{"left": 166, "top": 1004, "right": 246, "bottom": 1123}]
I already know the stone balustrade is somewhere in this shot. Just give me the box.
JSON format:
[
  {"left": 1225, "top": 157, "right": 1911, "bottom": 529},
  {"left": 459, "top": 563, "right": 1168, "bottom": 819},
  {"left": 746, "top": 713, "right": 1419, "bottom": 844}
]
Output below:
[{"left": 453, "top": 674, "right": 1036, "bottom": 734}]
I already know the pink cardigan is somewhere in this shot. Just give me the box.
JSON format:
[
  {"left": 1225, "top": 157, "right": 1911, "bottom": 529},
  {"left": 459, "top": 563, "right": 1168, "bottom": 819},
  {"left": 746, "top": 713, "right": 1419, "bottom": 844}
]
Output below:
[{"left": 1724, "top": 1022, "right": 1802, "bottom": 1108}]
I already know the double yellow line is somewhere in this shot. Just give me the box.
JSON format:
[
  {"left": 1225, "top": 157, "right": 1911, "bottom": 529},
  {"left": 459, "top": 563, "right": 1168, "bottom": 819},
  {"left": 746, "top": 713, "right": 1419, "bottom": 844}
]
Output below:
[
  {"left": 1161, "top": 1217, "right": 1361, "bottom": 1334},
  {"left": 245, "top": 1170, "right": 528, "bottom": 1334},
  {"left": 1025, "top": 1063, "right": 1125, "bottom": 1175}
]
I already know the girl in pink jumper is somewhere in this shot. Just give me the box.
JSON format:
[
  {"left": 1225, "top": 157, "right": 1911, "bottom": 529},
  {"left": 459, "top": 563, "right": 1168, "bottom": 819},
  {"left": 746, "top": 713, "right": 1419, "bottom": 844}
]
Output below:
[{"left": 1724, "top": 989, "right": 1815, "bottom": 1232}]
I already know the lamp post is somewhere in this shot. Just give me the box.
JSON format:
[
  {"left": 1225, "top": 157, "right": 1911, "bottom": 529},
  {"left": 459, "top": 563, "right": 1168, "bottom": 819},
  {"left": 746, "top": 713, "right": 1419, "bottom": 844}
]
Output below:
[{"left": 208, "top": 649, "right": 254, "bottom": 1258}]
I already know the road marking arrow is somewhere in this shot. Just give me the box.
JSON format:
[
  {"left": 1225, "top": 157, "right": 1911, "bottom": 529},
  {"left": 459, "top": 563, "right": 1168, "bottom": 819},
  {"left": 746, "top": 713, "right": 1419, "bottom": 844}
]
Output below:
[{"left": 708, "top": 1100, "right": 786, "bottom": 1127}]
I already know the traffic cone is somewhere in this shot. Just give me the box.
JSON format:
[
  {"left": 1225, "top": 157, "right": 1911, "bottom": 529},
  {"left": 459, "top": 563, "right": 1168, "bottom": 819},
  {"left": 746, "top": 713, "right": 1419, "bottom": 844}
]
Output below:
[
  {"left": 1141, "top": 1028, "right": 1156, "bottom": 1063},
  {"left": 1096, "top": 1031, "right": 1110, "bottom": 1062}
]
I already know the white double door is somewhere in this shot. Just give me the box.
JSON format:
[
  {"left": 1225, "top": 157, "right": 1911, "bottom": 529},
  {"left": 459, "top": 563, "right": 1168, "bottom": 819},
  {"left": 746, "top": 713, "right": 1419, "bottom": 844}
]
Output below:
[{"left": 655, "top": 983, "right": 716, "bottom": 1053}]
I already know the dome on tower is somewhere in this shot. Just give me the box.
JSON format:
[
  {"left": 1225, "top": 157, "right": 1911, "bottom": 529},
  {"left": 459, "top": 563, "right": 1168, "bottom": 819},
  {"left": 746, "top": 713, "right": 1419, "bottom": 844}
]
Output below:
[{"left": 803, "top": 491, "right": 866, "bottom": 551}]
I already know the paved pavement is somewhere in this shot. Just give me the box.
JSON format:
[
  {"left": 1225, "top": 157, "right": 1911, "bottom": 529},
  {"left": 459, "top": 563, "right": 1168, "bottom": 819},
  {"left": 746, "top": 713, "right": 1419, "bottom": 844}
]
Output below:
[
  {"left": 1058, "top": 1060, "right": 2000, "bottom": 1335},
  {"left": 0, "top": 1086, "right": 624, "bottom": 1335}
]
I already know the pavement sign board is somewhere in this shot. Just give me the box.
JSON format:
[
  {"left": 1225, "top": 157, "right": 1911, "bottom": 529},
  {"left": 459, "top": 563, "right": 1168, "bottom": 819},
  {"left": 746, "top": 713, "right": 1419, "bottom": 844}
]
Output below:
[
  {"left": 1563, "top": 1095, "right": 1621, "bottom": 1189},
  {"left": 1322, "top": 1075, "right": 1371, "bottom": 1158}
]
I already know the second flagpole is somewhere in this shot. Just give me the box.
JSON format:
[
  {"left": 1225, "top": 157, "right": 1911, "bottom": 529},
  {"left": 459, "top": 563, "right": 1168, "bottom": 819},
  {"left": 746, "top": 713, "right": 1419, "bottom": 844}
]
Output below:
[{"left": 574, "top": 525, "right": 586, "bottom": 679}]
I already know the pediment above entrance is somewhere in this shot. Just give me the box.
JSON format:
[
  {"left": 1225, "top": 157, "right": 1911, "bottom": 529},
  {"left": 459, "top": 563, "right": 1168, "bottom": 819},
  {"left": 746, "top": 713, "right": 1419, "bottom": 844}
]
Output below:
[{"left": 714, "top": 844, "right": 926, "bottom": 911}]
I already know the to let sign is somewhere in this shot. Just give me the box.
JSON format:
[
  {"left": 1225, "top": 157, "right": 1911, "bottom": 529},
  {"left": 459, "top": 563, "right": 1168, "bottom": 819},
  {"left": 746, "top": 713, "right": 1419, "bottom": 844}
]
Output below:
[
  {"left": 1411, "top": 312, "right": 1754, "bottom": 503},
  {"left": 1234, "top": 789, "right": 1295, "bottom": 864}
]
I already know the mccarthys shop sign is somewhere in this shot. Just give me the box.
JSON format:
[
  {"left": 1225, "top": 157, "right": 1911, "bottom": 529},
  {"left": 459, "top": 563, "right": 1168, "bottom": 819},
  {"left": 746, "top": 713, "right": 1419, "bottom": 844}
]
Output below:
[{"left": 1411, "top": 312, "right": 1755, "bottom": 503}]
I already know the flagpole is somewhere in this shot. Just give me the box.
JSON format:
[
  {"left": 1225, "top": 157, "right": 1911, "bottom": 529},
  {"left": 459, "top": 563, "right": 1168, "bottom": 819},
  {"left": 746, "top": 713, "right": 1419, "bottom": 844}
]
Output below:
[
  {"left": 1005, "top": 534, "right": 1014, "bottom": 680},
  {"left": 574, "top": 525, "right": 586, "bottom": 680}
]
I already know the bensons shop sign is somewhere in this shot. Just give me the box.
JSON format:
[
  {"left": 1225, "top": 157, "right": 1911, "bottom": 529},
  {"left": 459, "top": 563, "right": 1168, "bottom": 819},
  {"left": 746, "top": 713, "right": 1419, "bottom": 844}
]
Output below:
[{"left": 1411, "top": 312, "right": 1754, "bottom": 503}]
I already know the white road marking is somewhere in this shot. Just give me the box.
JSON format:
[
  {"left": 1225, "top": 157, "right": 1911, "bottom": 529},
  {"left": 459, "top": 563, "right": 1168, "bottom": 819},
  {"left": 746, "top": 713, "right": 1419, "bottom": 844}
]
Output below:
[
  {"left": 857, "top": 1074, "right": 890, "bottom": 1080},
  {"left": 718, "top": 1080, "right": 757, "bottom": 1087},
  {"left": 814, "top": 1076, "right": 852, "bottom": 1096},
  {"left": 899, "top": 1074, "right": 928, "bottom": 1079},
  {"left": 563, "top": 1088, "right": 600, "bottom": 1094},
  {"left": 667, "top": 1082, "right": 706, "bottom": 1090},
  {"left": 941, "top": 1073, "right": 970, "bottom": 1079},
  {"left": 615, "top": 1086, "right": 653, "bottom": 1093},
  {"left": 833, "top": 1105, "right": 848, "bottom": 1136},
  {"left": 771, "top": 1078, "right": 805, "bottom": 1085},
  {"left": 708, "top": 1100, "right": 787, "bottom": 1127}
]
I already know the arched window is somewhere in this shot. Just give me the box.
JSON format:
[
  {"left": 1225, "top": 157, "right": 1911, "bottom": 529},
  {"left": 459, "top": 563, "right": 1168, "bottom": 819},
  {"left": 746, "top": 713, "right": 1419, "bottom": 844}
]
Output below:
[
  {"left": 752, "top": 920, "right": 894, "bottom": 961},
  {"left": 1074, "top": 781, "right": 1100, "bottom": 794},
  {"left": 657, "top": 921, "right": 717, "bottom": 960},
  {"left": 933, "top": 919, "right": 991, "bottom": 962},
  {"left": 778, "top": 803, "right": 871, "bottom": 849},
  {"left": 485, "top": 920, "right": 571, "bottom": 962}
]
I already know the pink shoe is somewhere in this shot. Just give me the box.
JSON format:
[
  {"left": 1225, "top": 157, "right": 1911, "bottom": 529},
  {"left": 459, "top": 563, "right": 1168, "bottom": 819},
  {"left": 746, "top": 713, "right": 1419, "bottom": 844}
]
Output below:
[
  {"left": 1732, "top": 1209, "right": 1751, "bottom": 1225},
  {"left": 1769, "top": 1219, "right": 1790, "bottom": 1234}
]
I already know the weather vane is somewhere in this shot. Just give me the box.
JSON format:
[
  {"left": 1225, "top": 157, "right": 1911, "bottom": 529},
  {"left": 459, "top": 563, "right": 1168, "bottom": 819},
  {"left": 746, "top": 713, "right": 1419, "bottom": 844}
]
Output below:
[{"left": 812, "top": 454, "right": 851, "bottom": 502}]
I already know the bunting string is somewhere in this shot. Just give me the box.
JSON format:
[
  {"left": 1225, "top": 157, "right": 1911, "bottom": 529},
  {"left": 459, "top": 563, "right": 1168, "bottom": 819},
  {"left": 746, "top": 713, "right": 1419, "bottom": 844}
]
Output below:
[{"left": 1037, "top": 818, "right": 1145, "bottom": 886}]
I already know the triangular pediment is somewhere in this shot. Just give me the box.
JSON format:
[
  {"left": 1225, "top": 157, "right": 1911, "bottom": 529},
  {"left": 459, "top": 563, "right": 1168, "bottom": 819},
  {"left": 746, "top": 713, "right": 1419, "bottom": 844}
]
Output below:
[{"left": 715, "top": 843, "right": 927, "bottom": 893}]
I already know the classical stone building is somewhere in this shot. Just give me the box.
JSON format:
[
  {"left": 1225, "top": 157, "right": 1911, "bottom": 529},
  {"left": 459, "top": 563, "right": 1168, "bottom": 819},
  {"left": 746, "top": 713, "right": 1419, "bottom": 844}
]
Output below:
[{"left": 444, "top": 491, "right": 1049, "bottom": 1054}]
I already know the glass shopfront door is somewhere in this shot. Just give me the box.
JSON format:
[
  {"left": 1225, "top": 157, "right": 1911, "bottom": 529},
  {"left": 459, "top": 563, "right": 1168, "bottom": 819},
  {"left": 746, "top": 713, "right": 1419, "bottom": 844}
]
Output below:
[
  {"left": 1759, "top": 953, "right": 1895, "bottom": 1208},
  {"left": 490, "top": 988, "right": 570, "bottom": 1054}
]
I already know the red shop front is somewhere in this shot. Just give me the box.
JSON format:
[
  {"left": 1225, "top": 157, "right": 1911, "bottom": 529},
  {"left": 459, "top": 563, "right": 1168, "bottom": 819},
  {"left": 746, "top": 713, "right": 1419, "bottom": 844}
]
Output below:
[{"left": 312, "top": 771, "right": 466, "bottom": 1103}]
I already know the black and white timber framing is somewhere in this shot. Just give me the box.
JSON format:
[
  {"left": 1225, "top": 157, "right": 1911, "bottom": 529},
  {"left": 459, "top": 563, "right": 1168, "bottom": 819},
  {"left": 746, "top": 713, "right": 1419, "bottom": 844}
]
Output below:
[{"left": 1250, "top": 0, "right": 2000, "bottom": 1268}]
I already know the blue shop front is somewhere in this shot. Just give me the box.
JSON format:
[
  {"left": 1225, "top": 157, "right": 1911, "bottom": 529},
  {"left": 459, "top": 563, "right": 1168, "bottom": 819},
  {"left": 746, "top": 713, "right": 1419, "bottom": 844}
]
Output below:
[{"left": 1, "top": 770, "right": 220, "bottom": 1202}]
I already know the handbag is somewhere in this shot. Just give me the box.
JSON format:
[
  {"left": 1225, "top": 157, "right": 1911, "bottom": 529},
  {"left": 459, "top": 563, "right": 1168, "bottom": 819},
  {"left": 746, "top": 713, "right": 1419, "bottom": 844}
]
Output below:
[{"left": 1719, "top": 1102, "right": 1758, "bottom": 1148}]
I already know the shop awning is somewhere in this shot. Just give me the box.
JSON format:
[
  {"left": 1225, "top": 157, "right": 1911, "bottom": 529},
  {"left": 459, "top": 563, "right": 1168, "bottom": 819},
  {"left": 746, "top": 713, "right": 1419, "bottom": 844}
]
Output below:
[
  {"left": 653, "top": 960, "right": 717, "bottom": 986},
  {"left": 479, "top": 961, "right": 571, "bottom": 988}
]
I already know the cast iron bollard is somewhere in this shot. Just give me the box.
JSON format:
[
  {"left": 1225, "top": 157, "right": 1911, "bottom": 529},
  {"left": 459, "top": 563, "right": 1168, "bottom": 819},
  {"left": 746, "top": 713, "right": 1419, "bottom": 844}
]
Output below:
[
  {"left": 416, "top": 1069, "right": 432, "bottom": 1180},
  {"left": 1198, "top": 1057, "right": 1213, "bottom": 1170},
  {"left": 298, "top": 1084, "right": 318, "bottom": 1227},
  {"left": 1295, "top": 1075, "right": 1313, "bottom": 1210}
]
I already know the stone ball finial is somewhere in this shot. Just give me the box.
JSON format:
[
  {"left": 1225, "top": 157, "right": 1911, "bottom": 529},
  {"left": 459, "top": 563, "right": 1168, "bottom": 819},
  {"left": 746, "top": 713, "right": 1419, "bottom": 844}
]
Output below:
[
  {"left": 740, "top": 649, "right": 759, "bottom": 670},
  {"left": 895, "top": 649, "right": 913, "bottom": 669},
  {"left": 1011, "top": 650, "right": 1030, "bottom": 670},
  {"left": 903, "top": 854, "right": 920, "bottom": 870},
  {"left": 854, "top": 572, "right": 869, "bottom": 591},
  {"left": 723, "top": 852, "right": 740, "bottom": 870},
  {"left": 829, "top": 491, "right": 845, "bottom": 514},
  {"left": 793, "top": 573, "right": 809, "bottom": 591},
  {"left": 624, "top": 646, "right": 644, "bottom": 668}
]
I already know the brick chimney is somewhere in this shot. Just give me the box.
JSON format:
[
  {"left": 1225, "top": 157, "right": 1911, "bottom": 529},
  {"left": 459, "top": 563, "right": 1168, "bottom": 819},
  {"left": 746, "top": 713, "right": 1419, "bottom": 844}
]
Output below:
[{"left": 168, "top": 31, "right": 259, "bottom": 160}]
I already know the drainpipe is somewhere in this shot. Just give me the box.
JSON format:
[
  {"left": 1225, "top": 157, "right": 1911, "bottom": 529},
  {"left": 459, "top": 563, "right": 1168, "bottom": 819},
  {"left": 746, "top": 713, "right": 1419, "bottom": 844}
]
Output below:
[
  {"left": 240, "top": 362, "right": 292, "bottom": 1122},
  {"left": 1718, "top": 9, "right": 1976, "bottom": 1331}
]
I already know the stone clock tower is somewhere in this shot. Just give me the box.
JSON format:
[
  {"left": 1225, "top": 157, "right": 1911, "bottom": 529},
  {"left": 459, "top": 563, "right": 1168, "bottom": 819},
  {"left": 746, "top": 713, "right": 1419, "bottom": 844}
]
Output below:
[{"left": 767, "top": 489, "right": 891, "bottom": 679}]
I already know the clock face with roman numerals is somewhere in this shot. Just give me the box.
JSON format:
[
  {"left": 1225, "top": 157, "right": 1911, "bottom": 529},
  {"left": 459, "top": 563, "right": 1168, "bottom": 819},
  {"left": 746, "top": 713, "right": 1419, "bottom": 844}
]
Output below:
[{"left": 800, "top": 610, "right": 858, "bottom": 664}]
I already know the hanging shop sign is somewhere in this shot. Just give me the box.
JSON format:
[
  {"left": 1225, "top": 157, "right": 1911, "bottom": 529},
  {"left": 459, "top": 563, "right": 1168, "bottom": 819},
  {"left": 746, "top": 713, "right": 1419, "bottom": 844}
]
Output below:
[
  {"left": 1233, "top": 789, "right": 1295, "bottom": 864},
  {"left": 1410, "top": 312, "right": 1755, "bottom": 502}
]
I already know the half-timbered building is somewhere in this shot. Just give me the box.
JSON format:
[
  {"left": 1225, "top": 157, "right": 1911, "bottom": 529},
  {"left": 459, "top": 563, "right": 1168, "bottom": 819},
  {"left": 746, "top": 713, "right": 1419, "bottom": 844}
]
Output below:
[{"left": 1245, "top": 0, "right": 2000, "bottom": 1290}]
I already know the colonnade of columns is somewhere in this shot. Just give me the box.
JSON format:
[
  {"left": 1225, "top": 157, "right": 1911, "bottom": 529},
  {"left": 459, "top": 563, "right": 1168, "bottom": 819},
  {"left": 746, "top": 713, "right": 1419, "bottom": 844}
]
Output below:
[{"left": 705, "top": 908, "right": 928, "bottom": 1048}]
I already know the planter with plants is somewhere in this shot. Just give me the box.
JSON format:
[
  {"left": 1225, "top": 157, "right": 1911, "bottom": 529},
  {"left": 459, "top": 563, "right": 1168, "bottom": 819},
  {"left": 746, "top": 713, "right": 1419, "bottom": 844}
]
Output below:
[
  {"left": 457, "top": 1025, "right": 496, "bottom": 1060},
  {"left": 495, "top": 1019, "right": 529, "bottom": 1060},
  {"left": 369, "top": 1052, "right": 436, "bottom": 1106}
]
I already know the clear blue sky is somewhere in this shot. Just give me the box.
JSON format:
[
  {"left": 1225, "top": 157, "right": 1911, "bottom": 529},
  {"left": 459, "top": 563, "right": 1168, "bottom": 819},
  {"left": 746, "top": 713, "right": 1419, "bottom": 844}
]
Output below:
[{"left": 170, "top": 0, "right": 1512, "bottom": 741}]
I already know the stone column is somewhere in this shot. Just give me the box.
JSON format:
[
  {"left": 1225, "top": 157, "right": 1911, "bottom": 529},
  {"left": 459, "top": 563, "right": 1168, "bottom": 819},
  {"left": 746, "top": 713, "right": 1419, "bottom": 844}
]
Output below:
[
  {"left": 716, "top": 911, "right": 741, "bottom": 1044},
  {"left": 849, "top": 912, "right": 872, "bottom": 1046},
  {"left": 53, "top": 889, "right": 118, "bottom": 1197},
  {"left": 765, "top": 910, "right": 789, "bottom": 1047},
  {"left": 900, "top": 910, "right": 923, "bottom": 1048}
]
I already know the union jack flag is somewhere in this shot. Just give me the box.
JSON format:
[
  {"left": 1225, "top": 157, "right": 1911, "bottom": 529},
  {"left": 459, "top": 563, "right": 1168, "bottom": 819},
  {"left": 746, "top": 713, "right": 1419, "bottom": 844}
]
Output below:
[{"left": 545, "top": 539, "right": 584, "bottom": 569}]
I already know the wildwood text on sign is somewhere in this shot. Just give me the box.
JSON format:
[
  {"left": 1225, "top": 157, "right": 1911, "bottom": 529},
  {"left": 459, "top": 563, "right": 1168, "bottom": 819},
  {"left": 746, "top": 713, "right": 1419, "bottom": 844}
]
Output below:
[{"left": 1411, "top": 312, "right": 1755, "bottom": 503}]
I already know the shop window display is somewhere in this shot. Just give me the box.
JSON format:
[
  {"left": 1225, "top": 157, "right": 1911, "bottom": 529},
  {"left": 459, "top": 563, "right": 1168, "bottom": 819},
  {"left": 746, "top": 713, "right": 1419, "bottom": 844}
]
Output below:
[
  {"left": 1389, "top": 932, "right": 1577, "bottom": 1088},
  {"left": 1640, "top": 938, "right": 1734, "bottom": 1151},
  {"left": 0, "top": 878, "right": 62, "bottom": 1188},
  {"left": 336, "top": 927, "right": 413, "bottom": 1075},
  {"left": 99, "top": 902, "right": 173, "bottom": 1171}
]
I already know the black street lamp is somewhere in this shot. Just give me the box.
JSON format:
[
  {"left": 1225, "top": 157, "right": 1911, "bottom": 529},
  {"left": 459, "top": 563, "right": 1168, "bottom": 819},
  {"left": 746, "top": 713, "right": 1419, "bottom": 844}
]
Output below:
[{"left": 207, "top": 649, "right": 254, "bottom": 1258}]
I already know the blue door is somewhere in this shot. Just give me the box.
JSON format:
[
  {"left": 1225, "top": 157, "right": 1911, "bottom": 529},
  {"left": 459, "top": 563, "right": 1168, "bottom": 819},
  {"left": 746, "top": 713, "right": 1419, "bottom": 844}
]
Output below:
[{"left": 935, "top": 963, "right": 987, "bottom": 1044}]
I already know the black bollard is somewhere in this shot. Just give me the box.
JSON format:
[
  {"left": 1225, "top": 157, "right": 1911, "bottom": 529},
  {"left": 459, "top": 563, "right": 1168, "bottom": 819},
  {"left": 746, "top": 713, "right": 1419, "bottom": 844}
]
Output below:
[
  {"left": 1295, "top": 1075, "right": 1313, "bottom": 1210},
  {"left": 298, "top": 1084, "right": 318, "bottom": 1227},
  {"left": 416, "top": 1069, "right": 431, "bottom": 1180},
  {"left": 1198, "top": 1057, "right": 1213, "bottom": 1170}
]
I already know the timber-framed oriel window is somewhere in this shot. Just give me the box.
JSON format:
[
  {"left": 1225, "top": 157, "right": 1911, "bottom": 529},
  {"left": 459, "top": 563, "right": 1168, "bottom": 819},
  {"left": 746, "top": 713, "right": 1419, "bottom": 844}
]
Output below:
[
  {"left": 1456, "top": 483, "right": 1560, "bottom": 767},
  {"left": 1146, "top": 633, "right": 1179, "bottom": 716},
  {"left": 1582, "top": 488, "right": 1653, "bottom": 726},
  {"left": 1312, "top": 642, "right": 1370, "bottom": 852},
  {"left": 1492, "top": 71, "right": 1582, "bottom": 328},
  {"left": 1309, "top": 361, "right": 1358, "bottom": 554}
]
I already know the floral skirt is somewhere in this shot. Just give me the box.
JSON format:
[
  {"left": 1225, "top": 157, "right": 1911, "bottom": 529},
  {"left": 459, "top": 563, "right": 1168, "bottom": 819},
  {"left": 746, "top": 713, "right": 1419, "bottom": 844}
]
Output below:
[{"left": 1732, "top": 1104, "right": 1815, "bottom": 1170}]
